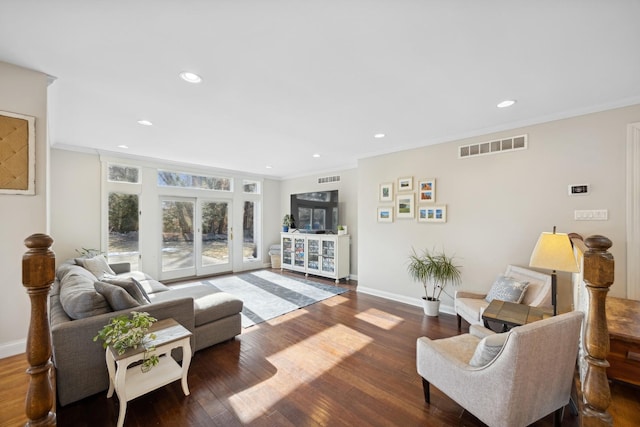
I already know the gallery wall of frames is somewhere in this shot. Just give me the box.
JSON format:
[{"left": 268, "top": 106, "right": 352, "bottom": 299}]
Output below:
[{"left": 377, "top": 177, "right": 446, "bottom": 224}]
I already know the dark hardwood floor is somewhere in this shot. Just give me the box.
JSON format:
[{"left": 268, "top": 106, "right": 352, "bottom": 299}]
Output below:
[{"left": 2, "top": 269, "right": 639, "bottom": 426}]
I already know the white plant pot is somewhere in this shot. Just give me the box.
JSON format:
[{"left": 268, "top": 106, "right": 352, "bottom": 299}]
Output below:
[{"left": 422, "top": 298, "right": 440, "bottom": 317}]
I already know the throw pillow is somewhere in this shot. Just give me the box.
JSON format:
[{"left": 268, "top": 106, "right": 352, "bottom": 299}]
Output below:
[
  {"left": 76, "top": 255, "right": 116, "bottom": 280},
  {"left": 94, "top": 281, "right": 141, "bottom": 311},
  {"left": 469, "top": 332, "right": 509, "bottom": 367},
  {"left": 102, "top": 277, "right": 150, "bottom": 305},
  {"left": 485, "top": 275, "right": 529, "bottom": 303}
]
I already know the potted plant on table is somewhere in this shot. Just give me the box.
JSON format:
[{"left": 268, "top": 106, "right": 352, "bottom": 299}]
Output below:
[
  {"left": 93, "top": 311, "right": 160, "bottom": 372},
  {"left": 282, "top": 214, "right": 295, "bottom": 232},
  {"left": 407, "top": 248, "right": 462, "bottom": 316}
]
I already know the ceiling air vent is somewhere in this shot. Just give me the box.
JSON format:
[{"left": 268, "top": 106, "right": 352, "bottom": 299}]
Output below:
[
  {"left": 318, "top": 175, "right": 340, "bottom": 184},
  {"left": 459, "top": 134, "right": 527, "bottom": 159}
]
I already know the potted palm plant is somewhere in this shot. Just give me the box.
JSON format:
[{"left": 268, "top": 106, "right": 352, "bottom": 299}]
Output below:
[{"left": 407, "top": 248, "right": 462, "bottom": 316}]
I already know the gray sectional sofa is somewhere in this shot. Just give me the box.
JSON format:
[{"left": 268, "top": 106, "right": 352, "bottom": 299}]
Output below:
[{"left": 50, "top": 257, "right": 243, "bottom": 406}]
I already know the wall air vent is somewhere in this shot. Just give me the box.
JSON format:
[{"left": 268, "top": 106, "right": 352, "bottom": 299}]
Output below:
[
  {"left": 458, "top": 134, "right": 527, "bottom": 159},
  {"left": 318, "top": 175, "right": 341, "bottom": 184}
]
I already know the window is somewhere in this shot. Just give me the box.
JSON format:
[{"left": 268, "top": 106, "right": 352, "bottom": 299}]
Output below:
[
  {"left": 108, "top": 164, "right": 140, "bottom": 183},
  {"left": 243, "top": 201, "right": 259, "bottom": 261},
  {"left": 243, "top": 179, "right": 260, "bottom": 194},
  {"left": 108, "top": 192, "right": 140, "bottom": 270},
  {"left": 157, "top": 170, "right": 232, "bottom": 191}
]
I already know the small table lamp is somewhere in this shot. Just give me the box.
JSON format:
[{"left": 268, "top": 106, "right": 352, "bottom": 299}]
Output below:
[{"left": 529, "top": 226, "right": 579, "bottom": 315}]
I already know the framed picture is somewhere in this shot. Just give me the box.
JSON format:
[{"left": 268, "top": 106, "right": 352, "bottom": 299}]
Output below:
[
  {"left": 379, "top": 182, "right": 393, "bottom": 202},
  {"left": 377, "top": 207, "right": 393, "bottom": 223},
  {"left": 396, "top": 194, "right": 414, "bottom": 219},
  {"left": 418, "top": 179, "right": 436, "bottom": 203},
  {"left": 398, "top": 176, "right": 413, "bottom": 191},
  {"left": 0, "top": 110, "right": 36, "bottom": 195},
  {"left": 418, "top": 205, "right": 447, "bottom": 223}
]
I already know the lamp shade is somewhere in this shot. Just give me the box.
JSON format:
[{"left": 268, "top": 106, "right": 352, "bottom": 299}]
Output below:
[{"left": 529, "top": 231, "right": 579, "bottom": 273}]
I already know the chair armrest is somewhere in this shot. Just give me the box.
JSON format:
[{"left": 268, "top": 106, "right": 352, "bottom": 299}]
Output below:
[
  {"left": 109, "top": 262, "right": 131, "bottom": 274},
  {"left": 455, "top": 290, "right": 487, "bottom": 299},
  {"left": 469, "top": 324, "right": 495, "bottom": 339}
]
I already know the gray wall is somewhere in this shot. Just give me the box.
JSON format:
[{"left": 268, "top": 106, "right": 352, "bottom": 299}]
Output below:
[
  {"left": 357, "top": 104, "right": 640, "bottom": 313},
  {"left": 0, "top": 62, "right": 49, "bottom": 357}
]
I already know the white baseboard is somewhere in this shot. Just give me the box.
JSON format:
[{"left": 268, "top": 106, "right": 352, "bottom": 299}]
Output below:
[
  {"left": 0, "top": 339, "right": 26, "bottom": 359},
  {"left": 356, "top": 286, "right": 455, "bottom": 316}
]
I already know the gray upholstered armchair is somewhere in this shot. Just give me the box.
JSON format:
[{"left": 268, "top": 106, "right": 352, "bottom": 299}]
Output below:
[
  {"left": 416, "top": 311, "right": 583, "bottom": 427},
  {"left": 454, "top": 264, "right": 552, "bottom": 329}
]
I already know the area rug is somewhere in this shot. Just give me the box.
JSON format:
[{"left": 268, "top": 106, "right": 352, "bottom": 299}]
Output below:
[{"left": 201, "top": 270, "right": 349, "bottom": 328}]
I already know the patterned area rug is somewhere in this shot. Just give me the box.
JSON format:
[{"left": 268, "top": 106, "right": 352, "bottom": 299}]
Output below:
[{"left": 201, "top": 270, "right": 349, "bottom": 328}]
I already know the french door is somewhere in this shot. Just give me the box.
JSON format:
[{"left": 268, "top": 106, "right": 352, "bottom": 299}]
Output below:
[{"left": 160, "top": 197, "right": 232, "bottom": 280}]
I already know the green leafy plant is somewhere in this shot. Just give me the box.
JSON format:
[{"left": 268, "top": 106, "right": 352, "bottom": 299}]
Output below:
[
  {"left": 282, "top": 214, "right": 295, "bottom": 227},
  {"left": 337, "top": 225, "right": 344, "bottom": 231},
  {"left": 407, "top": 248, "right": 462, "bottom": 301},
  {"left": 94, "top": 311, "right": 159, "bottom": 372}
]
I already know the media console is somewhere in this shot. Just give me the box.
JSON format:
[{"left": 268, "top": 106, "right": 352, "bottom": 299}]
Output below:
[{"left": 280, "top": 232, "right": 350, "bottom": 283}]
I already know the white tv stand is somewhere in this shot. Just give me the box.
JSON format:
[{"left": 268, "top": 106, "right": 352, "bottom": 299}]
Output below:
[{"left": 280, "top": 232, "right": 350, "bottom": 283}]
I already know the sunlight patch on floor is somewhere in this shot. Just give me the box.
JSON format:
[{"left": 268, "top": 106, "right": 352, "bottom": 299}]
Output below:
[
  {"left": 321, "top": 294, "right": 349, "bottom": 306},
  {"left": 355, "top": 308, "right": 404, "bottom": 330},
  {"left": 228, "top": 323, "right": 373, "bottom": 422},
  {"left": 266, "top": 308, "right": 309, "bottom": 325}
]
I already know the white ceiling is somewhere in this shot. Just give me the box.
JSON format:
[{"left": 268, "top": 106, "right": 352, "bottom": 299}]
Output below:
[{"left": 1, "top": 1, "right": 639, "bottom": 179}]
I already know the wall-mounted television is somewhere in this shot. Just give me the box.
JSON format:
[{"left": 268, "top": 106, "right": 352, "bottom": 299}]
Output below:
[{"left": 290, "top": 190, "right": 339, "bottom": 233}]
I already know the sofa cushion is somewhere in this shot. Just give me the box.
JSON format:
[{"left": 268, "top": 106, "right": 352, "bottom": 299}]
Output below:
[
  {"left": 469, "top": 331, "right": 509, "bottom": 367},
  {"left": 114, "top": 271, "right": 170, "bottom": 294},
  {"left": 102, "top": 277, "right": 150, "bottom": 303},
  {"left": 455, "top": 297, "right": 489, "bottom": 323},
  {"left": 150, "top": 283, "right": 243, "bottom": 326},
  {"left": 485, "top": 275, "right": 529, "bottom": 304},
  {"left": 59, "top": 273, "right": 111, "bottom": 319},
  {"left": 75, "top": 255, "right": 115, "bottom": 280},
  {"left": 102, "top": 277, "right": 150, "bottom": 304},
  {"left": 94, "top": 281, "right": 141, "bottom": 311}
]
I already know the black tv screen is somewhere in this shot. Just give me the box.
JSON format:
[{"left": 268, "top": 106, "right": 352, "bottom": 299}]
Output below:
[{"left": 290, "top": 190, "right": 339, "bottom": 233}]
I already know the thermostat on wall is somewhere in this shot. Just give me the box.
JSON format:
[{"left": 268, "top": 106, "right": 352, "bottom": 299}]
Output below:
[{"left": 568, "top": 184, "right": 589, "bottom": 196}]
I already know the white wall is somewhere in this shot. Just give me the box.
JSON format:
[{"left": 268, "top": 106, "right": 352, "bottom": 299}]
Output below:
[
  {"left": 49, "top": 149, "right": 102, "bottom": 261},
  {"left": 279, "top": 168, "right": 359, "bottom": 277},
  {"left": 0, "top": 62, "right": 49, "bottom": 358},
  {"left": 357, "top": 104, "right": 640, "bottom": 314}
]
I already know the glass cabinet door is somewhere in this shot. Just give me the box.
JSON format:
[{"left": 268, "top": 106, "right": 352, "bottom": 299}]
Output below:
[
  {"left": 307, "top": 238, "right": 320, "bottom": 272},
  {"left": 282, "top": 236, "right": 293, "bottom": 266},
  {"left": 321, "top": 239, "right": 335, "bottom": 273},
  {"left": 294, "top": 237, "right": 306, "bottom": 268}
]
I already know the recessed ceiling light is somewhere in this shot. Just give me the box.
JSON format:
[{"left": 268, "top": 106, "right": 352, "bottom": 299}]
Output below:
[
  {"left": 312, "top": 153, "right": 321, "bottom": 158},
  {"left": 179, "top": 71, "right": 202, "bottom": 83},
  {"left": 374, "top": 133, "right": 386, "bottom": 139},
  {"left": 137, "top": 120, "right": 153, "bottom": 126},
  {"left": 117, "top": 145, "right": 129, "bottom": 149},
  {"left": 497, "top": 100, "right": 516, "bottom": 108},
  {"left": 266, "top": 165, "right": 273, "bottom": 169}
]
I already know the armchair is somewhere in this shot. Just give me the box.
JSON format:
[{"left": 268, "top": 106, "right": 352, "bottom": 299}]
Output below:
[
  {"left": 454, "top": 264, "right": 551, "bottom": 329},
  {"left": 416, "top": 311, "right": 583, "bottom": 427}
]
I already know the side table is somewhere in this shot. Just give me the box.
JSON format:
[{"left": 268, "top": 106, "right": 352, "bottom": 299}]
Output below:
[
  {"left": 482, "top": 299, "right": 552, "bottom": 331},
  {"left": 105, "top": 318, "right": 193, "bottom": 427}
]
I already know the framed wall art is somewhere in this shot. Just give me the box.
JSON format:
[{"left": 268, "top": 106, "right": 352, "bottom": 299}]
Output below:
[
  {"left": 418, "top": 179, "right": 436, "bottom": 203},
  {"left": 0, "top": 110, "right": 36, "bottom": 195},
  {"left": 377, "top": 207, "right": 393, "bottom": 223},
  {"left": 418, "top": 205, "right": 447, "bottom": 223},
  {"left": 379, "top": 182, "right": 393, "bottom": 202},
  {"left": 396, "top": 194, "right": 414, "bottom": 219},
  {"left": 398, "top": 176, "right": 413, "bottom": 191}
]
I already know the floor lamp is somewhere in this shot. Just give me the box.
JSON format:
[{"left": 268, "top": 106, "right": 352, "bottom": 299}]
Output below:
[{"left": 529, "top": 226, "right": 579, "bottom": 316}]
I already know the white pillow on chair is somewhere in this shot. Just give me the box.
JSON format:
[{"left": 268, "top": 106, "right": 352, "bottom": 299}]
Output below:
[{"left": 484, "top": 275, "right": 529, "bottom": 303}]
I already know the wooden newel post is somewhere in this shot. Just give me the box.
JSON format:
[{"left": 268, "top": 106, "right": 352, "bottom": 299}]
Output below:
[
  {"left": 22, "top": 233, "right": 56, "bottom": 426},
  {"left": 581, "top": 235, "right": 614, "bottom": 427}
]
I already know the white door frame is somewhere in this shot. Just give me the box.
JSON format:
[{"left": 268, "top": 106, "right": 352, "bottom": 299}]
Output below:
[{"left": 627, "top": 122, "right": 640, "bottom": 300}]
